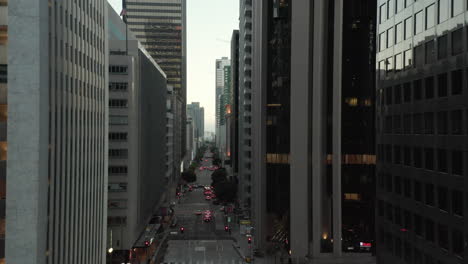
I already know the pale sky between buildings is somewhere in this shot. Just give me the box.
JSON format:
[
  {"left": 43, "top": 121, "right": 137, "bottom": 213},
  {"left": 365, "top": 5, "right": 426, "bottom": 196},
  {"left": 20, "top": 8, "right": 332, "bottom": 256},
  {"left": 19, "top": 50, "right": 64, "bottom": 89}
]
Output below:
[{"left": 108, "top": 0, "right": 239, "bottom": 134}]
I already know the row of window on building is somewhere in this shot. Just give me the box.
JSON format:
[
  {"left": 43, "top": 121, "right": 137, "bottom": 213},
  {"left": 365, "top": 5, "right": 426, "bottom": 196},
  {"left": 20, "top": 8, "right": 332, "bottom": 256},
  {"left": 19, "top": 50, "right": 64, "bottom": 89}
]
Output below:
[
  {"left": 378, "top": 214, "right": 464, "bottom": 262},
  {"left": 379, "top": 70, "right": 465, "bottom": 106},
  {"left": 378, "top": 174, "right": 464, "bottom": 217},
  {"left": 379, "top": 27, "right": 466, "bottom": 75},
  {"left": 378, "top": 145, "right": 464, "bottom": 176},
  {"left": 379, "top": 109, "right": 467, "bottom": 135},
  {"left": 379, "top": 0, "right": 464, "bottom": 25}
]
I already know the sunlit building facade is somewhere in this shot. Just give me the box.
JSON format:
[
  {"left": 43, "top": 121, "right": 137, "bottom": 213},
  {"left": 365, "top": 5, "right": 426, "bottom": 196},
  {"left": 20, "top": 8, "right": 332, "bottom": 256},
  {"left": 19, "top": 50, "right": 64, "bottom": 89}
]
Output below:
[{"left": 376, "top": 0, "right": 468, "bottom": 263}]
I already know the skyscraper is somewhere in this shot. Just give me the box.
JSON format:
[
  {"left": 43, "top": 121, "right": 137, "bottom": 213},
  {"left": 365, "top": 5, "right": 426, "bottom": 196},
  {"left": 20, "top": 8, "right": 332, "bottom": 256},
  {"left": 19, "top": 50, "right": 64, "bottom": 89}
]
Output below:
[
  {"left": 6, "top": 1, "right": 108, "bottom": 263},
  {"left": 251, "top": 0, "right": 376, "bottom": 263},
  {"left": 187, "top": 102, "right": 205, "bottom": 145},
  {"left": 0, "top": 2, "right": 7, "bottom": 263},
  {"left": 124, "top": 0, "right": 187, "bottom": 177},
  {"left": 215, "top": 57, "right": 231, "bottom": 148},
  {"left": 238, "top": 0, "right": 253, "bottom": 216},
  {"left": 376, "top": 0, "right": 468, "bottom": 263}
]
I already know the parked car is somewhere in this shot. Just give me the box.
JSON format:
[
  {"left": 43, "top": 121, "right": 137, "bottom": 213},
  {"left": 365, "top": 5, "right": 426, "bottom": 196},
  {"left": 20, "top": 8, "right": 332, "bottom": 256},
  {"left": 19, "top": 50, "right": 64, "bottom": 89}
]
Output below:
[
  {"left": 194, "top": 210, "right": 203, "bottom": 215},
  {"left": 205, "top": 195, "right": 212, "bottom": 200}
]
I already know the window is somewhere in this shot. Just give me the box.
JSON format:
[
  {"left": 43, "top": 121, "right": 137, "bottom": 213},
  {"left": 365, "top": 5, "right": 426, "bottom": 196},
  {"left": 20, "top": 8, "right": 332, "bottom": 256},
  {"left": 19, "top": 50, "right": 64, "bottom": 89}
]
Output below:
[
  {"left": 404, "top": 17, "right": 412, "bottom": 39},
  {"left": 403, "top": 241, "right": 412, "bottom": 262},
  {"left": 379, "top": 32, "right": 386, "bottom": 51},
  {"left": 404, "top": 49, "right": 412, "bottom": 67},
  {"left": 108, "top": 200, "right": 128, "bottom": 209},
  {"left": 452, "top": 229, "right": 464, "bottom": 256},
  {"left": 438, "top": 73, "right": 448, "bottom": 97},
  {"left": 386, "top": 87, "right": 393, "bottom": 105},
  {"left": 386, "top": 57, "right": 393, "bottom": 73},
  {"left": 451, "top": 0, "right": 463, "bottom": 17},
  {"left": 109, "top": 65, "right": 128, "bottom": 74},
  {"left": 437, "top": 149, "right": 447, "bottom": 172},
  {"left": 109, "top": 99, "right": 128, "bottom": 108},
  {"left": 452, "top": 28, "right": 463, "bottom": 55},
  {"left": 424, "top": 112, "right": 434, "bottom": 134},
  {"left": 380, "top": 3, "right": 387, "bottom": 23},
  {"left": 414, "top": 181, "right": 422, "bottom": 201},
  {"left": 437, "top": 111, "right": 448, "bottom": 135},
  {"left": 387, "top": 28, "right": 394, "bottom": 48},
  {"left": 438, "top": 224, "right": 448, "bottom": 249},
  {"left": 403, "top": 114, "right": 411, "bottom": 134},
  {"left": 425, "top": 219, "right": 435, "bottom": 242},
  {"left": 414, "top": 11, "right": 423, "bottom": 34},
  {"left": 425, "top": 183, "right": 434, "bottom": 206},
  {"left": 413, "top": 113, "right": 423, "bottom": 134},
  {"left": 437, "top": 186, "right": 448, "bottom": 211},
  {"left": 109, "top": 132, "right": 128, "bottom": 141},
  {"left": 395, "top": 206, "right": 402, "bottom": 225},
  {"left": 414, "top": 214, "right": 423, "bottom": 235},
  {"left": 385, "top": 145, "right": 392, "bottom": 163},
  {"left": 386, "top": 203, "right": 393, "bottom": 222},
  {"left": 108, "top": 182, "right": 128, "bottom": 192},
  {"left": 385, "top": 116, "right": 392, "bottom": 133},
  {"left": 425, "top": 148, "right": 434, "bottom": 170},
  {"left": 109, "top": 82, "right": 128, "bottom": 91},
  {"left": 394, "top": 145, "right": 401, "bottom": 164},
  {"left": 452, "top": 190, "right": 463, "bottom": 216},
  {"left": 404, "top": 82, "right": 411, "bottom": 102},
  {"left": 451, "top": 110, "right": 463, "bottom": 134},
  {"left": 388, "top": 0, "right": 394, "bottom": 18},
  {"left": 110, "top": 115, "right": 128, "bottom": 125},
  {"left": 108, "top": 166, "right": 128, "bottom": 175},
  {"left": 395, "top": 237, "right": 402, "bottom": 257},
  {"left": 452, "top": 150, "right": 463, "bottom": 175},
  {"left": 438, "top": 34, "right": 448, "bottom": 59},
  {"left": 395, "top": 22, "right": 403, "bottom": 43},
  {"left": 394, "top": 115, "right": 402, "bottom": 134},
  {"left": 426, "top": 4, "right": 435, "bottom": 29},
  {"left": 109, "top": 149, "right": 128, "bottom": 158},
  {"left": 404, "top": 210, "right": 412, "bottom": 230},
  {"left": 404, "top": 146, "right": 411, "bottom": 165},
  {"left": 386, "top": 174, "right": 393, "bottom": 192},
  {"left": 403, "top": 178, "right": 411, "bottom": 197},
  {"left": 425, "top": 40, "right": 435, "bottom": 64},
  {"left": 438, "top": 0, "right": 449, "bottom": 23},
  {"left": 395, "top": 85, "right": 402, "bottom": 103},
  {"left": 395, "top": 53, "right": 403, "bottom": 71},
  {"left": 396, "top": 0, "right": 405, "bottom": 13},
  {"left": 108, "top": 216, "right": 127, "bottom": 226},
  {"left": 395, "top": 176, "right": 402, "bottom": 194},
  {"left": 451, "top": 70, "right": 462, "bottom": 95},
  {"left": 414, "top": 148, "right": 422, "bottom": 168},
  {"left": 425, "top": 76, "right": 434, "bottom": 98},
  {"left": 414, "top": 44, "right": 424, "bottom": 67},
  {"left": 414, "top": 79, "right": 422, "bottom": 100}
]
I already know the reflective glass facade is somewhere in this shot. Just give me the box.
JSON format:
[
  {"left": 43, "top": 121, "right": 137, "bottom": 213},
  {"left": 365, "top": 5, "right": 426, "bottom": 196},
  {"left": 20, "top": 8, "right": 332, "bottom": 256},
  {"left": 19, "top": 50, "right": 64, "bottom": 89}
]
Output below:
[{"left": 376, "top": 0, "right": 468, "bottom": 263}]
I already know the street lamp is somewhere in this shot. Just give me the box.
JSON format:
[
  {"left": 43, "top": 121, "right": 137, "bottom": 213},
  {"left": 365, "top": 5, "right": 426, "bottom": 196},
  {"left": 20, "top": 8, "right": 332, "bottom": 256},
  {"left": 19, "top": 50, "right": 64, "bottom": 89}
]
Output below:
[{"left": 108, "top": 248, "right": 114, "bottom": 264}]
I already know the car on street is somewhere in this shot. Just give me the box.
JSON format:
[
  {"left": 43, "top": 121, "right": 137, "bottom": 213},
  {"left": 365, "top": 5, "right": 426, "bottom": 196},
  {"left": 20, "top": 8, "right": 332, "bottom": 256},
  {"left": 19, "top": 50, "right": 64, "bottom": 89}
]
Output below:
[
  {"left": 205, "top": 195, "right": 212, "bottom": 200},
  {"left": 188, "top": 186, "right": 193, "bottom": 192},
  {"left": 203, "top": 190, "right": 212, "bottom": 195},
  {"left": 199, "top": 167, "right": 204, "bottom": 171},
  {"left": 194, "top": 210, "right": 203, "bottom": 215},
  {"left": 220, "top": 206, "right": 225, "bottom": 212},
  {"left": 203, "top": 215, "right": 212, "bottom": 222}
]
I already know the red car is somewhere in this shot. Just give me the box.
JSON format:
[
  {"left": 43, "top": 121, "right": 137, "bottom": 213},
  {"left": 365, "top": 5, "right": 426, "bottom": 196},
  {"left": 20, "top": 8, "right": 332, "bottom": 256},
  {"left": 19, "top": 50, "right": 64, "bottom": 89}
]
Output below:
[
  {"left": 203, "top": 190, "right": 212, "bottom": 195},
  {"left": 203, "top": 215, "right": 212, "bottom": 222},
  {"left": 205, "top": 195, "right": 212, "bottom": 200}
]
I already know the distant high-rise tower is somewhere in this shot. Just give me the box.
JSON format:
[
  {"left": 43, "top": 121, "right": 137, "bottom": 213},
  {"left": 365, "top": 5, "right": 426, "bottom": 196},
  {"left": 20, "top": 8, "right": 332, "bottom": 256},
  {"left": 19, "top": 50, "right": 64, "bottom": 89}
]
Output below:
[
  {"left": 215, "top": 57, "right": 231, "bottom": 148},
  {"left": 124, "top": 0, "right": 187, "bottom": 174},
  {"left": 6, "top": 1, "right": 108, "bottom": 263}
]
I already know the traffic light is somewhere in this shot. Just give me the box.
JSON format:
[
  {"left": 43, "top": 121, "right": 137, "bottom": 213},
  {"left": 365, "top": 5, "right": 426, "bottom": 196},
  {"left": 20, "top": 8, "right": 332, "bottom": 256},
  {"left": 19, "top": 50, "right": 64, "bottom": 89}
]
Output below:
[
  {"left": 247, "top": 237, "right": 252, "bottom": 244},
  {"left": 180, "top": 227, "right": 185, "bottom": 234},
  {"left": 224, "top": 226, "right": 229, "bottom": 232},
  {"left": 144, "top": 241, "right": 149, "bottom": 247}
]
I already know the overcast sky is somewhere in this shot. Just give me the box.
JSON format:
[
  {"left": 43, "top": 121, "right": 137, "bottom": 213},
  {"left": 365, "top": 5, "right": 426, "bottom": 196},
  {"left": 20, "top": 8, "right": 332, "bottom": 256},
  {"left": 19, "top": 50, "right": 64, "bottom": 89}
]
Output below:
[{"left": 108, "top": 0, "right": 239, "bottom": 133}]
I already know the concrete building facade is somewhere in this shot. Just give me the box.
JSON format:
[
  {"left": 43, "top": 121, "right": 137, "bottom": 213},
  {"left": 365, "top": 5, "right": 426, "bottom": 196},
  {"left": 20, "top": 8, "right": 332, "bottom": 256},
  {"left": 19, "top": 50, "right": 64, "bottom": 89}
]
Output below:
[
  {"left": 187, "top": 101, "right": 204, "bottom": 150},
  {"left": 238, "top": 0, "right": 253, "bottom": 215},
  {"left": 107, "top": 7, "right": 167, "bottom": 262},
  {"left": 376, "top": 0, "right": 468, "bottom": 263},
  {"left": 6, "top": 1, "right": 109, "bottom": 264}
]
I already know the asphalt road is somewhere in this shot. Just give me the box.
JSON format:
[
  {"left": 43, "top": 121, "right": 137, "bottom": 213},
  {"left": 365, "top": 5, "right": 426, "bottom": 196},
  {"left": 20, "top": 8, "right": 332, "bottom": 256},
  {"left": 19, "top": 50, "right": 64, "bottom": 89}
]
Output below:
[{"left": 162, "top": 152, "right": 244, "bottom": 264}]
